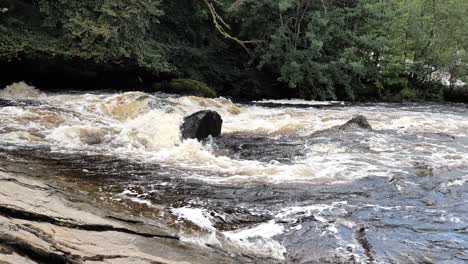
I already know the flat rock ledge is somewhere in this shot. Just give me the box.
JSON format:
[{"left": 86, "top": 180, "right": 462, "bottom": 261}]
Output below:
[{"left": 0, "top": 170, "right": 234, "bottom": 264}]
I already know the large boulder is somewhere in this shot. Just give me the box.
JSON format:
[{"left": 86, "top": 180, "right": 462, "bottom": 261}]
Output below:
[
  {"left": 181, "top": 110, "right": 223, "bottom": 141},
  {"left": 339, "top": 115, "right": 372, "bottom": 130}
]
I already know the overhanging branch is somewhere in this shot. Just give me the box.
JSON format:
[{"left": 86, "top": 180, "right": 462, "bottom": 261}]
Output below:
[{"left": 202, "top": 0, "right": 260, "bottom": 54}]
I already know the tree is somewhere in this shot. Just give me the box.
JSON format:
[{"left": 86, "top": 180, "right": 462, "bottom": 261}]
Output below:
[
  {"left": 1, "top": 0, "right": 466, "bottom": 100},
  {"left": 0, "top": 0, "right": 171, "bottom": 72}
]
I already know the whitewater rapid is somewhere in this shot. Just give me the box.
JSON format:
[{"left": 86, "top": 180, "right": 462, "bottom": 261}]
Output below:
[
  {"left": 2, "top": 82, "right": 467, "bottom": 185},
  {"left": 1, "top": 82, "right": 468, "bottom": 263}
]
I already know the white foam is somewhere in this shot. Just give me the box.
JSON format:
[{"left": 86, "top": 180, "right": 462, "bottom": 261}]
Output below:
[
  {"left": 120, "top": 111, "right": 182, "bottom": 150},
  {"left": 2, "top": 88, "right": 468, "bottom": 187},
  {"left": 171, "top": 207, "right": 215, "bottom": 231},
  {"left": 223, "top": 220, "right": 287, "bottom": 260},
  {"left": 253, "top": 99, "right": 343, "bottom": 106},
  {"left": 169, "top": 96, "right": 241, "bottom": 116},
  {"left": 0, "top": 82, "right": 44, "bottom": 99},
  {"left": 275, "top": 202, "right": 348, "bottom": 224},
  {"left": 118, "top": 190, "right": 152, "bottom": 206},
  {"left": 0, "top": 131, "right": 43, "bottom": 143},
  {"left": 441, "top": 177, "right": 468, "bottom": 187}
]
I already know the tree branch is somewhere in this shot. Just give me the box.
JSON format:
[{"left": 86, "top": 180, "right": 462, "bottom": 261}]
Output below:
[{"left": 202, "top": 0, "right": 260, "bottom": 54}]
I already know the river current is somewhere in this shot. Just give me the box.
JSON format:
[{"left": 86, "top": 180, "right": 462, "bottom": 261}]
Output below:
[{"left": 1, "top": 82, "right": 467, "bottom": 263}]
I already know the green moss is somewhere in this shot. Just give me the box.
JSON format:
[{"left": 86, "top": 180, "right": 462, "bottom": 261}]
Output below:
[{"left": 153, "top": 79, "right": 217, "bottom": 98}]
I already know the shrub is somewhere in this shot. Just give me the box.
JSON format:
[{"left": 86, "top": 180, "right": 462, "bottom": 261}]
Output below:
[{"left": 398, "top": 88, "right": 417, "bottom": 101}]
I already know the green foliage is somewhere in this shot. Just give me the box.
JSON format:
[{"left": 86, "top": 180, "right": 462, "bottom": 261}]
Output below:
[
  {"left": 0, "top": 0, "right": 171, "bottom": 72},
  {"left": 356, "top": 0, "right": 467, "bottom": 98},
  {"left": 154, "top": 79, "right": 217, "bottom": 98},
  {"left": 0, "top": 0, "right": 466, "bottom": 101},
  {"left": 227, "top": 0, "right": 466, "bottom": 100},
  {"left": 231, "top": 0, "right": 362, "bottom": 99},
  {"left": 397, "top": 88, "right": 417, "bottom": 101}
]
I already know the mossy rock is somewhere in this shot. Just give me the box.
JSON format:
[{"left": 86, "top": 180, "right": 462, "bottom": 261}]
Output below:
[{"left": 153, "top": 79, "right": 217, "bottom": 98}]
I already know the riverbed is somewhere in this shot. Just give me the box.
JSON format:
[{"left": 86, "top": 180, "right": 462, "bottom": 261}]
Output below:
[{"left": 1, "top": 82, "right": 467, "bottom": 263}]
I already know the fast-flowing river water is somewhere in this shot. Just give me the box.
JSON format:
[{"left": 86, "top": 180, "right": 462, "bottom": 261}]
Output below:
[{"left": 1, "top": 82, "right": 468, "bottom": 263}]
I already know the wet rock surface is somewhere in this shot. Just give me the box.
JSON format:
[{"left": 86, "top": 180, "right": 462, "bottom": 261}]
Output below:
[
  {"left": 0, "top": 98, "right": 40, "bottom": 107},
  {"left": 0, "top": 173, "right": 175, "bottom": 264},
  {"left": 0, "top": 143, "right": 285, "bottom": 264},
  {"left": 213, "top": 135, "right": 308, "bottom": 163},
  {"left": 0, "top": 166, "right": 260, "bottom": 264},
  {"left": 339, "top": 115, "right": 372, "bottom": 130},
  {"left": 214, "top": 115, "right": 373, "bottom": 163},
  {"left": 180, "top": 110, "right": 223, "bottom": 141}
]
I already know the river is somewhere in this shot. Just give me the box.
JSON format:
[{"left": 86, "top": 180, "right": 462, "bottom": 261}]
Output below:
[{"left": 1, "top": 82, "right": 467, "bottom": 263}]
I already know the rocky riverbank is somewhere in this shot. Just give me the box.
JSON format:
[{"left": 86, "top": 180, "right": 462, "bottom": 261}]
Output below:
[{"left": 0, "top": 169, "right": 250, "bottom": 264}]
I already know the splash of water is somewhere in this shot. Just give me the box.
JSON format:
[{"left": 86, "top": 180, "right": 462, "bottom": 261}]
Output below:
[{"left": 0, "top": 82, "right": 44, "bottom": 99}]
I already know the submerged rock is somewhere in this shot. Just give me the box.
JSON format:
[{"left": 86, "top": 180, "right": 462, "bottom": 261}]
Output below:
[
  {"left": 0, "top": 98, "right": 40, "bottom": 107},
  {"left": 309, "top": 114, "right": 373, "bottom": 138},
  {"left": 213, "top": 134, "right": 306, "bottom": 163},
  {"left": 181, "top": 110, "right": 223, "bottom": 141},
  {"left": 339, "top": 115, "right": 372, "bottom": 130},
  {"left": 79, "top": 128, "right": 106, "bottom": 145}
]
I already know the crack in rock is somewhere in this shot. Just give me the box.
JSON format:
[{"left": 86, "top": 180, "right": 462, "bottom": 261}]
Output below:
[
  {"left": 355, "top": 226, "right": 375, "bottom": 263},
  {"left": 0, "top": 232, "right": 77, "bottom": 264},
  {"left": 0, "top": 178, "right": 49, "bottom": 191},
  {"left": 0, "top": 205, "right": 179, "bottom": 240},
  {"left": 0, "top": 230, "right": 132, "bottom": 264}
]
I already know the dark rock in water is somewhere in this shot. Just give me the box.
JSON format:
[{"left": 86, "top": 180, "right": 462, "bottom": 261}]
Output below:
[
  {"left": 213, "top": 134, "right": 306, "bottom": 163},
  {"left": 0, "top": 98, "right": 14, "bottom": 107},
  {"left": 0, "top": 98, "right": 41, "bottom": 107},
  {"left": 339, "top": 115, "right": 372, "bottom": 130},
  {"left": 181, "top": 110, "right": 222, "bottom": 141},
  {"left": 309, "top": 114, "right": 373, "bottom": 138}
]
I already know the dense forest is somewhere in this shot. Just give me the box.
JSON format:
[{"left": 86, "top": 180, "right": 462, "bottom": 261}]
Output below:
[{"left": 0, "top": 0, "right": 467, "bottom": 101}]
